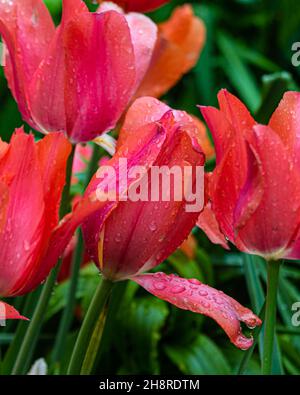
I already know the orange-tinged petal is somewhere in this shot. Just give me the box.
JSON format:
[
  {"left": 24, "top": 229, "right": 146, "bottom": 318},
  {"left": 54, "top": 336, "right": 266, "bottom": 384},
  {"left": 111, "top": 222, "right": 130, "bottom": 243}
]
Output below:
[
  {"left": 180, "top": 233, "right": 197, "bottom": 259},
  {"left": 136, "top": 5, "right": 205, "bottom": 98}
]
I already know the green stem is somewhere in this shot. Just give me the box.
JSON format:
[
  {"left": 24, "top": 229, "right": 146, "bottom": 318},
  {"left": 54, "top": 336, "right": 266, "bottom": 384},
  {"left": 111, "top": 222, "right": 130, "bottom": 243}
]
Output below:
[
  {"left": 2, "top": 287, "right": 41, "bottom": 374},
  {"left": 11, "top": 145, "right": 75, "bottom": 375},
  {"left": 262, "top": 259, "right": 281, "bottom": 375},
  {"left": 51, "top": 231, "right": 84, "bottom": 367},
  {"left": 67, "top": 277, "right": 114, "bottom": 375},
  {"left": 80, "top": 299, "right": 109, "bottom": 375},
  {"left": 12, "top": 261, "right": 63, "bottom": 375}
]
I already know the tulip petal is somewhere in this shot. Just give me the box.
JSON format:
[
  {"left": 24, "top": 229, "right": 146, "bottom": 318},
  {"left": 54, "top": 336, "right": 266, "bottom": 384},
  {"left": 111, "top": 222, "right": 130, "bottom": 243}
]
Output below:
[
  {"left": 125, "top": 12, "right": 157, "bottom": 89},
  {"left": 234, "top": 125, "right": 300, "bottom": 258},
  {"left": 268, "top": 91, "right": 300, "bottom": 160},
  {"left": 199, "top": 105, "right": 232, "bottom": 164},
  {"left": 62, "top": 10, "right": 136, "bottom": 142},
  {"left": 98, "top": 4, "right": 157, "bottom": 91},
  {"left": 0, "top": 130, "right": 45, "bottom": 296},
  {"left": 119, "top": 97, "right": 213, "bottom": 158},
  {"left": 133, "top": 272, "right": 261, "bottom": 349},
  {"left": 36, "top": 132, "right": 72, "bottom": 231},
  {"left": 217, "top": 89, "right": 256, "bottom": 136},
  {"left": 197, "top": 203, "right": 229, "bottom": 249},
  {"left": 0, "top": 0, "right": 55, "bottom": 126},
  {"left": 28, "top": 0, "right": 89, "bottom": 135},
  {"left": 136, "top": 5, "right": 205, "bottom": 98},
  {"left": 0, "top": 301, "right": 28, "bottom": 321}
]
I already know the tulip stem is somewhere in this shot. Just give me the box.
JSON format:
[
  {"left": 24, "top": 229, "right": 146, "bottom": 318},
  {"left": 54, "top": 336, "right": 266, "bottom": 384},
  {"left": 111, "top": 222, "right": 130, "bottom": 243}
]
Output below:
[
  {"left": 80, "top": 299, "right": 109, "bottom": 374},
  {"left": 12, "top": 261, "right": 63, "bottom": 375},
  {"left": 67, "top": 277, "right": 114, "bottom": 375},
  {"left": 51, "top": 230, "right": 85, "bottom": 368},
  {"left": 262, "top": 259, "right": 281, "bottom": 375}
]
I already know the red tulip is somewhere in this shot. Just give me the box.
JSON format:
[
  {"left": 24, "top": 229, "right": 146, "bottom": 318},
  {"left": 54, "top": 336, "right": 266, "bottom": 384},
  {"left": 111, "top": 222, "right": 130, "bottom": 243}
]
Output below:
[
  {"left": 98, "top": 0, "right": 170, "bottom": 12},
  {"left": 198, "top": 89, "right": 300, "bottom": 260},
  {"left": 82, "top": 97, "right": 261, "bottom": 349},
  {"left": 0, "top": 0, "right": 157, "bottom": 142}
]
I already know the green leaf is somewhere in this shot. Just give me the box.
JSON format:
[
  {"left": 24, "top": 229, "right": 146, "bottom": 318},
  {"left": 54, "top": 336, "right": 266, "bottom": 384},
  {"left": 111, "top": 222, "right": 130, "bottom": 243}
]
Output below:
[
  {"left": 165, "top": 335, "right": 230, "bottom": 375},
  {"left": 217, "top": 32, "right": 261, "bottom": 112},
  {"left": 117, "top": 298, "right": 169, "bottom": 374}
]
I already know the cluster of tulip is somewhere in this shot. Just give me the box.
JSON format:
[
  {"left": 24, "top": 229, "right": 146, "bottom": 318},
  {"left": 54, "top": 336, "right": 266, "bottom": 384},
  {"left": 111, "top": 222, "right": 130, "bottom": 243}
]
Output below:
[{"left": 0, "top": 0, "right": 299, "bottom": 375}]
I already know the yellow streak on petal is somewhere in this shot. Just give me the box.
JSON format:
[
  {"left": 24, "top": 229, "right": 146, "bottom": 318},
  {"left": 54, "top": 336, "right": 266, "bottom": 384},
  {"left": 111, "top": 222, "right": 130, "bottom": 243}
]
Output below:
[{"left": 97, "top": 225, "right": 105, "bottom": 271}]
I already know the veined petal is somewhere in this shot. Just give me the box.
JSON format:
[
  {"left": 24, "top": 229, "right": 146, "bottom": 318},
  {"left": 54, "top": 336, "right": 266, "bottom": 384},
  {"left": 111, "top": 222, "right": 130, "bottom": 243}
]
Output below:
[
  {"left": 28, "top": 0, "right": 89, "bottom": 135},
  {"left": 63, "top": 10, "right": 136, "bottom": 142},
  {"left": 133, "top": 272, "right": 261, "bottom": 350}
]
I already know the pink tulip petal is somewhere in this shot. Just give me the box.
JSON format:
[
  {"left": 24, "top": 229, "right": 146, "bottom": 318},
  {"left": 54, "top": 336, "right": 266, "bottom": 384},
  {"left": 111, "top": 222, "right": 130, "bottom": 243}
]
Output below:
[
  {"left": 0, "top": 0, "right": 55, "bottom": 127},
  {"left": 28, "top": 0, "right": 89, "bottom": 135},
  {"left": 0, "top": 301, "right": 28, "bottom": 321},
  {"left": 12, "top": 133, "right": 71, "bottom": 295},
  {"left": 119, "top": 97, "right": 209, "bottom": 153},
  {"left": 125, "top": 13, "right": 157, "bottom": 89},
  {"left": 133, "top": 272, "right": 261, "bottom": 350},
  {"left": 199, "top": 105, "right": 232, "bottom": 165},
  {"left": 63, "top": 10, "right": 136, "bottom": 142},
  {"left": 268, "top": 91, "right": 300, "bottom": 161},
  {"left": 0, "top": 130, "right": 45, "bottom": 296}
]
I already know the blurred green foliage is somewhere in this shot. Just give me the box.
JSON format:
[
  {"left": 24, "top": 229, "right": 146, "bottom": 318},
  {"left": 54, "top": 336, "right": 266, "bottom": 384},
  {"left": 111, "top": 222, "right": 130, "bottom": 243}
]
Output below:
[{"left": 1, "top": 0, "right": 300, "bottom": 375}]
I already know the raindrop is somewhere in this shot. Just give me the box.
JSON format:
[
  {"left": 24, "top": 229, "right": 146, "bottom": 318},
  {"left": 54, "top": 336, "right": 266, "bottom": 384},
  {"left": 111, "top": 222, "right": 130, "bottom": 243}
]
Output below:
[
  {"left": 154, "top": 281, "right": 166, "bottom": 291},
  {"left": 171, "top": 285, "right": 185, "bottom": 294}
]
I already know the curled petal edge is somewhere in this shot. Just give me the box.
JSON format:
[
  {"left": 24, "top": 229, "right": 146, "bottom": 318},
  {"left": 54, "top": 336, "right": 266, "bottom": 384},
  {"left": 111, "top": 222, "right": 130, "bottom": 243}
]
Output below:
[{"left": 132, "top": 272, "right": 262, "bottom": 350}]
